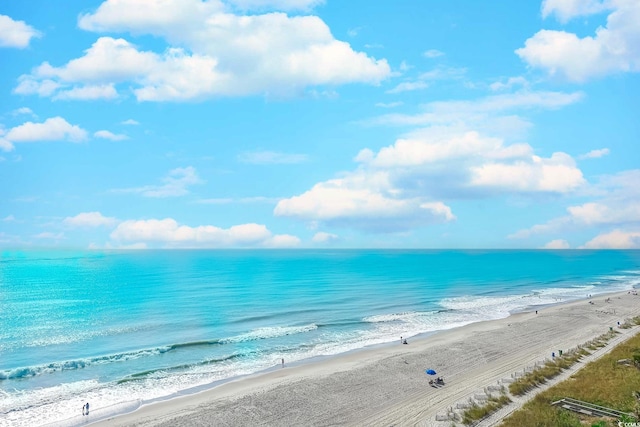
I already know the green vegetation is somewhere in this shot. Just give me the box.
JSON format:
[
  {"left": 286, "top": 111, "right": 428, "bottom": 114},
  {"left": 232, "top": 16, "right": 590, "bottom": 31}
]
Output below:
[
  {"left": 462, "top": 393, "right": 511, "bottom": 425},
  {"left": 500, "top": 331, "right": 640, "bottom": 427},
  {"left": 508, "top": 331, "right": 618, "bottom": 396},
  {"left": 620, "top": 316, "right": 640, "bottom": 329}
]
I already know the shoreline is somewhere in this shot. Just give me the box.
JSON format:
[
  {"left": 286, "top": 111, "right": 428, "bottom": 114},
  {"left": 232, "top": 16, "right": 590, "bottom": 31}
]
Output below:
[{"left": 83, "top": 289, "right": 640, "bottom": 427}]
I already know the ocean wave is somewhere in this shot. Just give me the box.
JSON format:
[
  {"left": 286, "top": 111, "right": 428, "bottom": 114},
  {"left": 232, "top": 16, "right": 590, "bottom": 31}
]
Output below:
[
  {"left": 363, "top": 312, "right": 431, "bottom": 323},
  {"left": 221, "top": 324, "right": 318, "bottom": 343},
  {"left": 166, "top": 339, "right": 222, "bottom": 351},
  {"left": 0, "top": 347, "right": 169, "bottom": 381}
]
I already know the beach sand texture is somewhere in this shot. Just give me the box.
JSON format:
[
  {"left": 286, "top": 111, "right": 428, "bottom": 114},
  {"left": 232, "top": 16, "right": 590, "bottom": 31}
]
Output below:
[{"left": 90, "top": 292, "right": 640, "bottom": 427}]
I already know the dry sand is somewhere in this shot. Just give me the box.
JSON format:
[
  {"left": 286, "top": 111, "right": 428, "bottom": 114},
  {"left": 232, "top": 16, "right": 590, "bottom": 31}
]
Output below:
[{"left": 90, "top": 291, "right": 640, "bottom": 427}]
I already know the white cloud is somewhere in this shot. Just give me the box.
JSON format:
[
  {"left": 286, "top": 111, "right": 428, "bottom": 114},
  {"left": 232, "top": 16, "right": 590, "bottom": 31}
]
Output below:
[
  {"left": 228, "top": 0, "right": 324, "bottom": 11},
  {"left": 542, "top": 0, "right": 610, "bottom": 22},
  {"left": 364, "top": 131, "right": 583, "bottom": 194},
  {"left": 423, "top": 49, "right": 444, "bottom": 58},
  {"left": 238, "top": 150, "right": 309, "bottom": 164},
  {"left": 370, "top": 90, "right": 583, "bottom": 139},
  {"left": 63, "top": 212, "right": 118, "bottom": 228},
  {"left": 0, "top": 14, "right": 41, "bottom": 48},
  {"left": 0, "top": 138, "right": 13, "bottom": 152},
  {"left": 581, "top": 229, "right": 640, "bottom": 249},
  {"left": 567, "top": 201, "right": 640, "bottom": 225},
  {"left": 518, "top": 0, "right": 640, "bottom": 82},
  {"left": 579, "top": 148, "right": 610, "bottom": 159},
  {"left": 470, "top": 152, "right": 584, "bottom": 194},
  {"left": 510, "top": 169, "right": 640, "bottom": 240},
  {"left": 277, "top": 125, "right": 588, "bottom": 232},
  {"left": 386, "top": 81, "right": 428, "bottom": 94},
  {"left": 94, "top": 130, "right": 128, "bottom": 141},
  {"left": 2, "top": 215, "right": 15, "bottom": 222},
  {"left": 12, "top": 107, "right": 35, "bottom": 116},
  {"left": 110, "top": 218, "right": 300, "bottom": 248},
  {"left": 274, "top": 168, "right": 457, "bottom": 232},
  {"left": 543, "top": 239, "right": 570, "bottom": 249},
  {"left": 17, "top": 1, "right": 389, "bottom": 101},
  {"left": 278, "top": 84, "right": 589, "bottom": 234},
  {"left": 14, "top": 78, "right": 61, "bottom": 97},
  {"left": 54, "top": 84, "right": 118, "bottom": 101},
  {"left": 312, "top": 231, "right": 339, "bottom": 243},
  {"left": 5, "top": 117, "right": 88, "bottom": 143},
  {"left": 419, "top": 66, "right": 467, "bottom": 81},
  {"left": 112, "top": 166, "right": 202, "bottom": 198},
  {"left": 489, "top": 76, "right": 529, "bottom": 91},
  {"left": 375, "top": 101, "right": 403, "bottom": 108},
  {"left": 263, "top": 234, "right": 301, "bottom": 248},
  {"left": 121, "top": 119, "right": 139, "bottom": 125}
]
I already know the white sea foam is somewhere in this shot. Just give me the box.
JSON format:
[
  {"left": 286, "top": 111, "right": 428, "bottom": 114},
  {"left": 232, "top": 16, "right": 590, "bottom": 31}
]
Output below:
[{"left": 222, "top": 324, "right": 318, "bottom": 343}]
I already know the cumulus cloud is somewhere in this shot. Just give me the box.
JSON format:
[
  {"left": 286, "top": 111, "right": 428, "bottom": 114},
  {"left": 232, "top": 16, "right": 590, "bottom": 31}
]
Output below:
[
  {"left": 542, "top": 0, "right": 610, "bottom": 22},
  {"left": 275, "top": 176, "right": 456, "bottom": 232},
  {"left": 360, "top": 130, "right": 584, "bottom": 195},
  {"left": 0, "top": 117, "right": 88, "bottom": 150},
  {"left": 581, "top": 229, "right": 640, "bottom": 249},
  {"left": 63, "top": 211, "right": 118, "bottom": 228},
  {"left": 312, "top": 231, "right": 339, "bottom": 243},
  {"left": 277, "top": 130, "right": 583, "bottom": 231},
  {"left": 510, "top": 169, "right": 640, "bottom": 242},
  {"left": 278, "top": 85, "right": 588, "bottom": 233},
  {"left": 543, "top": 239, "right": 570, "bottom": 249},
  {"left": 0, "top": 14, "right": 41, "bottom": 48},
  {"left": 121, "top": 119, "right": 139, "bottom": 125},
  {"left": 238, "top": 150, "right": 309, "bottom": 164},
  {"left": 110, "top": 218, "right": 300, "bottom": 248},
  {"left": 94, "top": 130, "right": 128, "bottom": 141},
  {"left": 518, "top": 0, "right": 640, "bottom": 82},
  {"left": 17, "top": 0, "right": 390, "bottom": 101},
  {"left": 112, "top": 166, "right": 202, "bottom": 198}
]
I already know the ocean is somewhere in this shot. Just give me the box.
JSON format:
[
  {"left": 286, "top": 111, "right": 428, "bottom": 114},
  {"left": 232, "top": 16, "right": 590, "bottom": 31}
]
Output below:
[{"left": 1, "top": 249, "right": 640, "bottom": 426}]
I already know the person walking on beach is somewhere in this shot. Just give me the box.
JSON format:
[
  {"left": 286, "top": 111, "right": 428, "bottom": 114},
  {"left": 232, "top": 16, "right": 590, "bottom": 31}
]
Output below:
[
  {"left": 85, "top": 402, "right": 89, "bottom": 416},
  {"left": 281, "top": 358, "right": 284, "bottom": 368},
  {"left": 82, "top": 403, "right": 85, "bottom": 416}
]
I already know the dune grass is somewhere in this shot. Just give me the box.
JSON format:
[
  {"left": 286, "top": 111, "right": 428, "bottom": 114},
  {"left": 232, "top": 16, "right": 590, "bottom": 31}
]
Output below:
[
  {"left": 620, "top": 316, "right": 640, "bottom": 329},
  {"left": 500, "top": 331, "right": 640, "bottom": 427},
  {"left": 508, "top": 331, "right": 617, "bottom": 396},
  {"left": 462, "top": 393, "right": 511, "bottom": 425}
]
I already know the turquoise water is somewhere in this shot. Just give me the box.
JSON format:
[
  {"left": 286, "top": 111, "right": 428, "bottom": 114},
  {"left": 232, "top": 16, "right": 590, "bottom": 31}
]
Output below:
[{"left": 1, "top": 249, "right": 640, "bottom": 426}]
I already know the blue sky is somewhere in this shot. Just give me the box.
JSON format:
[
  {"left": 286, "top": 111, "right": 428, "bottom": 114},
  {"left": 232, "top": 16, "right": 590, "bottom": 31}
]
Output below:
[{"left": 0, "top": 0, "right": 639, "bottom": 249}]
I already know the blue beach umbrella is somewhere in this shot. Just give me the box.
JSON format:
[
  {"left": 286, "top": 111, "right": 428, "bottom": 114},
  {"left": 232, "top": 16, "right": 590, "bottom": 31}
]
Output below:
[{"left": 425, "top": 369, "right": 437, "bottom": 375}]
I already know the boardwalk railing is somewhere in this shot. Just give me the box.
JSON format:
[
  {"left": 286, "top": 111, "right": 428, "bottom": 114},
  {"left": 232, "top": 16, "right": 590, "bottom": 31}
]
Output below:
[{"left": 551, "top": 397, "right": 632, "bottom": 419}]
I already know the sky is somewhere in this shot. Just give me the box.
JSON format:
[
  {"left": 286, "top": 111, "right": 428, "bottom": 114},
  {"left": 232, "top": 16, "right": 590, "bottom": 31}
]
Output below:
[{"left": 0, "top": 0, "right": 639, "bottom": 250}]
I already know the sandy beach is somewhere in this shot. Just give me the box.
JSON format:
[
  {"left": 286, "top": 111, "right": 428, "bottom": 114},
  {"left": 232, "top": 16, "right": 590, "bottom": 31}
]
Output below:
[{"left": 89, "top": 291, "right": 640, "bottom": 427}]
